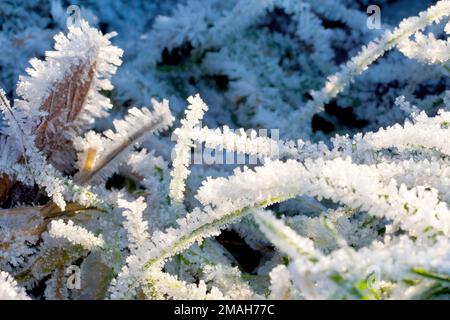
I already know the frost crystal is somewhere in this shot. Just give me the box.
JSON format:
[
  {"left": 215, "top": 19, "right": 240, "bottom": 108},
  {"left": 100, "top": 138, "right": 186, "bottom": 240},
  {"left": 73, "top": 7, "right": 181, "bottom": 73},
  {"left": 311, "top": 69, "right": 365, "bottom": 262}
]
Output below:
[{"left": 0, "top": 271, "right": 30, "bottom": 300}]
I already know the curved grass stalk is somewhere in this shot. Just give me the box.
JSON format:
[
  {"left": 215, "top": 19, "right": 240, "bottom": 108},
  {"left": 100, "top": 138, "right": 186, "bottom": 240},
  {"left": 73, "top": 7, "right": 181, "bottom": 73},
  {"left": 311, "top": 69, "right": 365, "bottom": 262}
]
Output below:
[
  {"left": 109, "top": 195, "right": 293, "bottom": 299},
  {"left": 76, "top": 101, "right": 174, "bottom": 186},
  {"left": 169, "top": 94, "right": 208, "bottom": 203},
  {"left": 142, "top": 195, "right": 293, "bottom": 270},
  {"left": 253, "top": 210, "right": 320, "bottom": 263}
]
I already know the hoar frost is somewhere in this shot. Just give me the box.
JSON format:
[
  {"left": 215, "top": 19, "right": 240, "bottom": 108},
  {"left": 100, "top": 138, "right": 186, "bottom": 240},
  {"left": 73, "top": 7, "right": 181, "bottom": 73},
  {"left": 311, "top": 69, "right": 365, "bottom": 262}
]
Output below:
[{"left": 0, "top": 0, "right": 450, "bottom": 300}]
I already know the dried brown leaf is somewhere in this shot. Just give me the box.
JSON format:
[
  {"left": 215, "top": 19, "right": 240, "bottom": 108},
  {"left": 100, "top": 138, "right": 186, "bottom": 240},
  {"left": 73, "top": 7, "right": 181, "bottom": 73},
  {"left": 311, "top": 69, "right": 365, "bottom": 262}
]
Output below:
[{"left": 35, "top": 62, "right": 96, "bottom": 172}]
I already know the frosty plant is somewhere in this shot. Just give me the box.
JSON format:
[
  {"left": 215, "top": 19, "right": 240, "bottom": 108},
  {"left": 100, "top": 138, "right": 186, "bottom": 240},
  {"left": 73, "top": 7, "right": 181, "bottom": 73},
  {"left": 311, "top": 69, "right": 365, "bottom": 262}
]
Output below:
[
  {"left": 176, "top": 126, "right": 281, "bottom": 166},
  {"left": 1, "top": 0, "right": 450, "bottom": 300}
]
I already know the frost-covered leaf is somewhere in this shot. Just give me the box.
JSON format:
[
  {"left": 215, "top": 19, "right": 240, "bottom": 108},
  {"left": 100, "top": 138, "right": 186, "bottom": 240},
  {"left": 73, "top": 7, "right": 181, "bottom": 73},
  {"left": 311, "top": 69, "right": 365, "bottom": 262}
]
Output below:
[{"left": 14, "top": 20, "right": 123, "bottom": 172}]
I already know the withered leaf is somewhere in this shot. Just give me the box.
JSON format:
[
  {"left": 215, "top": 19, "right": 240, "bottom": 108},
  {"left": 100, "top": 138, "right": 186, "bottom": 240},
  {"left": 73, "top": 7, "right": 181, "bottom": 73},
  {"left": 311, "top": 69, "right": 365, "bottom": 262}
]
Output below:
[{"left": 35, "top": 62, "right": 96, "bottom": 172}]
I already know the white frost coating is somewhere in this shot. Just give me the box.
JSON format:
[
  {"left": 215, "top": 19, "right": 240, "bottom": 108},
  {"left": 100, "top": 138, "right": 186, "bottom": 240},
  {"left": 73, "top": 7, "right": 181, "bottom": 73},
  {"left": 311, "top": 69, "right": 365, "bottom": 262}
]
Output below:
[
  {"left": 49, "top": 219, "right": 104, "bottom": 250},
  {"left": 3, "top": 1, "right": 450, "bottom": 301},
  {"left": 14, "top": 19, "right": 123, "bottom": 138},
  {"left": 198, "top": 158, "right": 450, "bottom": 237},
  {"left": 358, "top": 110, "right": 450, "bottom": 157},
  {"left": 76, "top": 98, "right": 174, "bottom": 185},
  {"left": 289, "top": 236, "right": 450, "bottom": 299},
  {"left": 207, "top": 0, "right": 274, "bottom": 47},
  {"left": 0, "top": 19, "right": 124, "bottom": 209},
  {"left": 188, "top": 125, "right": 280, "bottom": 159},
  {"left": 73, "top": 131, "right": 106, "bottom": 172},
  {"left": 398, "top": 32, "right": 450, "bottom": 64},
  {"left": 1, "top": 90, "right": 98, "bottom": 209},
  {"left": 0, "top": 271, "right": 30, "bottom": 300},
  {"left": 142, "top": 269, "right": 225, "bottom": 300},
  {"left": 269, "top": 265, "right": 293, "bottom": 299},
  {"left": 254, "top": 210, "right": 320, "bottom": 262},
  {"left": 170, "top": 94, "right": 208, "bottom": 203},
  {"left": 118, "top": 197, "right": 149, "bottom": 251}
]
